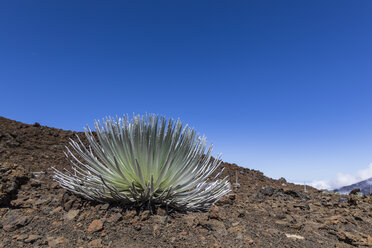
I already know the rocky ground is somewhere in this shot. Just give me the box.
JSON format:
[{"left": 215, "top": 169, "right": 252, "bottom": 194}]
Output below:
[{"left": 1, "top": 116, "right": 372, "bottom": 248}]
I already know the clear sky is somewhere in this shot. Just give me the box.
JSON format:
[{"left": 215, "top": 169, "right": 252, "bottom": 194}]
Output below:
[{"left": 1, "top": 1, "right": 372, "bottom": 188}]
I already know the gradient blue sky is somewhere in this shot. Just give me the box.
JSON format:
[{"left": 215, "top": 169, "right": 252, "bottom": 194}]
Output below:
[{"left": 1, "top": 1, "right": 372, "bottom": 188}]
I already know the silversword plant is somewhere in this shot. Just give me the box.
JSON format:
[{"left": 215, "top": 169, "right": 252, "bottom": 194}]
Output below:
[{"left": 53, "top": 114, "right": 230, "bottom": 211}]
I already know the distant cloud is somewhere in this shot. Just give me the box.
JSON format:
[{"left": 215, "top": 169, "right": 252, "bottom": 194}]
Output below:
[{"left": 309, "top": 163, "right": 372, "bottom": 190}]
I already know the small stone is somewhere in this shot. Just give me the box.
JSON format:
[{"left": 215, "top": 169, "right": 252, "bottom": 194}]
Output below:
[
  {"left": 140, "top": 210, "right": 150, "bottom": 221},
  {"left": 63, "top": 199, "right": 75, "bottom": 211},
  {"left": 48, "top": 237, "right": 65, "bottom": 247},
  {"left": 134, "top": 224, "right": 141, "bottom": 231},
  {"left": 267, "top": 228, "right": 280, "bottom": 235},
  {"left": 24, "top": 235, "right": 42, "bottom": 243},
  {"left": 30, "top": 181, "right": 42, "bottom": 188},
  {"left": 100, "top": 203, "right": 110, "bottom": 210},
  {"left": 152, "top": 215, "right": 167, "bottom": 224},
  {"left": 65, "top": 209, "right": 80, "bottom": 221},
  {"left": 34, "top": 198, "right": 50, "bottom": 206},
  {"left": 237, "top": 209, "right": 246, "bottom": 218},
  {"left": 179, "top": 231, "right": 188, "bottom": 239},
  {"left": 124, "top": 210, "right": 137, "bottom": 218},
  {"left": 233, "top": 182, "right": 241, "bottom": 188},
  {"left": 278, "top": 177, "right": 287, "bottom": 184},
  {"left": 208, "top": 205, "right": 226, "bottom": 220},
  {"left": 285, "top": 234, "right": 304, "bottom": 240},
  {"left": 77, "top": 211, "right": 89, "bottom": 222},
  {"left": 348, "top": 196, "right": 359, "bottom": 206},
  {"left": 207, "top": 219, "right": 227, "bottom": 237},
  {"left": 50, "top": 206, "right": 62, "bottom": 215},
  {"left": 325, "top": 215, "right": 346, "bottom": 225},
  {"left": 107, "top": 213, "right": 122, "bottom": 223},
  {"left": 367, "top": 235, "right": 372, "bottom": 246},
  {"left": 183, "top": 214, "right": 197, "bottom": 227},
  {"left": 152, "top": 224, "right": 161, "bottom": 237},
  {"left": 260, "top": 186, "right": 275, "bottom": 196},
  {"left": 228, "top": 225, "right": 246, "bottom": 239},
  {"left": 14, "top": 234, "right": 28, "bottom": 241},
  {"left": 157, "top": 208, "right": 167, "bottom": 216},
  {"left": 88, "top": 239, "right": 102, "bottom": 247},
  {"left": 216, "top": 193, "right": 235, "bottom": 205},
  {"left": 52, "top": 221, "right": 62, "bottom": 226},
  {"left": 88, "top": 219, "right": 103, "bottom": 233}
]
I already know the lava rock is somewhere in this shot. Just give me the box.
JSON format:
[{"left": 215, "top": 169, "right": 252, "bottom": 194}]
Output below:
[
  {"left": 87, "top": 219, "right": 104, "bottom": 233},
  {"left": 0, "top": 165, "right": 29, "bottom": 207},
  {"left": 2, "top": 210, "right": 32, "bottom": 232}
]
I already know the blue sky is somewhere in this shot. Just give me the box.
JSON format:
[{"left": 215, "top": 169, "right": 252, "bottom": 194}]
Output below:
[{"left": 1, "top": 1, "right": 372, "bottom": 188}]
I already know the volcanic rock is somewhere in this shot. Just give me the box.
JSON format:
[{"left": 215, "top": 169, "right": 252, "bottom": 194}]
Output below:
[
  {"left": 87, "top": 219, "right": 104, "bottom": 233},
  {"left": 1, "top": 210, "right": 32, "bottom": 232}
]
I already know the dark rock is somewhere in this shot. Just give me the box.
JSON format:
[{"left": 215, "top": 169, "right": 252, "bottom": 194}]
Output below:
[
  {"left": 348, "top": 196, "right": 359, "bottom": 206},
  {"left": 237, "top": 209, "right": 246, "bottom": 218},
  {"left": 284, "top": 189, "right": 306, "bottom": 198},
  {"left": 293, "top": 203, "right": 310, "bottom": 211},
  {"left": 133, "top": 224, "right": 141, "bottom": 231},
  {"left": 349, "top": 188, "right": 361, "bottom": 195},
  {"left": 30, "top": 180, "right": 42, "bottom": 188},
  {"left": 259, "top": 187, "right": 284, "bottom": 198},
  {"left": 273, "top": 190, "right": 285, "bottom": 197},
  {"left": 0, "top": 166, "right": 29, "bottom": 207},
  {"left": 261, "top": 186, "right": 275, "bottom": 196},
  {"left": 333, "top": 230, "right": 372, "bottom": 246},
  {"left": 216, "top": 193, "right": 235, "bottom": 205},
  {"left": 278, "top": 177, "right": 287, "bottom": 184}
]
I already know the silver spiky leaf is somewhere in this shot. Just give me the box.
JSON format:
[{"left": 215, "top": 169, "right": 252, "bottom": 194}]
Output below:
[{"left": 53, "top": 114, "right": 231, "bottom": 211}]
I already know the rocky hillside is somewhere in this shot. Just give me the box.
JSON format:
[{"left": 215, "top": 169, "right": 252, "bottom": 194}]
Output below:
[{"left": 1, "top": 116, "right": 372, "bottom": 247}]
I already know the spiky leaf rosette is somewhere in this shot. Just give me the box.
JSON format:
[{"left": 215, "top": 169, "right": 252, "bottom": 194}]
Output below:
[{"left": 53, "top": 114, "right": 231, "bottom": 211}]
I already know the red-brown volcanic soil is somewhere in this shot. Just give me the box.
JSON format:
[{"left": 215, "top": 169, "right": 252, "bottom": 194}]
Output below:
[{"left": 1, "top": 116, "right": 372, "bottom": 247}]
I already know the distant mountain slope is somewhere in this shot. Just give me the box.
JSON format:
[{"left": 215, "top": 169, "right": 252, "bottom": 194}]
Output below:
[{"left": 335, "top": 177, "right": 372, "bottom": 195}]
